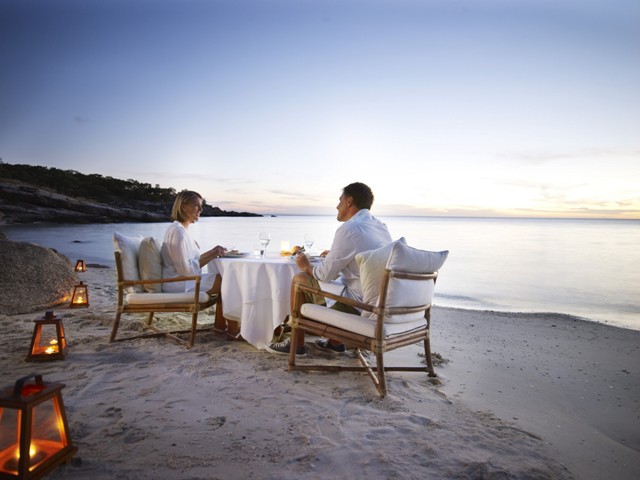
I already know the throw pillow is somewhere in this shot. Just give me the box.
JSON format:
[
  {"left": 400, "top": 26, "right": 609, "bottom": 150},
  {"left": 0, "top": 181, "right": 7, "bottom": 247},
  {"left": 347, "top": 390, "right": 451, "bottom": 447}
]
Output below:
[
  {"left": 113, "top": 232, "right": 144, "bottom": 293},
  {"left": 381, "top": 242, "right": 448, "bottom": 323},
  {"left": 355, "top": 237, "right": 407, "bottom": 307},
  {"left": 138, "top": 237, "right": 163, "bottom": 293},
  {"left": 386, "top": 242, "right": 448, "bottom": 274}
]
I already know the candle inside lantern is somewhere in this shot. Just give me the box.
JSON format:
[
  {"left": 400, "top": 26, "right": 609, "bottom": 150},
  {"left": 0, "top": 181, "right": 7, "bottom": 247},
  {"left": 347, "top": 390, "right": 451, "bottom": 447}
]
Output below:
[
  {"left": 70, "top": 282, "right": 89, "bottom": 308},
  {"left": 45, "top": 339, "right": 59, "bottom": 354},
  {"left": 3, "top": 445, "right": 46, "bottom": 472}
]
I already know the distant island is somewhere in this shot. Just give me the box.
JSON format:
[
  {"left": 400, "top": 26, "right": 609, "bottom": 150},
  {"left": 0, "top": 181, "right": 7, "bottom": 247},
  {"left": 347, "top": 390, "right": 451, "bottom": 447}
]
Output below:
[{"left": 0, "top": 161, "right": 261, "bottom": 224}]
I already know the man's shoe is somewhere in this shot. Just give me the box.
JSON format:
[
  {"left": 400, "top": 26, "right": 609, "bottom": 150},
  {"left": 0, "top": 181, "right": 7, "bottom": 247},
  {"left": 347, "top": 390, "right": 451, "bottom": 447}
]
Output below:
[
  {"left": 265, "top": 338, "right": 306, "bottom": 356},
  {"left": 314, "top": 338, "right": 346, "bottom": 354}
]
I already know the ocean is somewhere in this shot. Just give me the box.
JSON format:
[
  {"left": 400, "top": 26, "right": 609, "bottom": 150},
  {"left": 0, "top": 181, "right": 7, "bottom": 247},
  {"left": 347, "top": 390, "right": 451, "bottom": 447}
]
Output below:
[{"left": 2, "top": 216, "right": 639, "bottom": 331}]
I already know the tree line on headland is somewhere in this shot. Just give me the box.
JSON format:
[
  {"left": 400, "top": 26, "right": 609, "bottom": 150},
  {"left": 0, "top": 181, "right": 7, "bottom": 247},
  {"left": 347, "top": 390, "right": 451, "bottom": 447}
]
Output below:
[{"left": 0, "top": 161, "right": 261, "bottom": 224}]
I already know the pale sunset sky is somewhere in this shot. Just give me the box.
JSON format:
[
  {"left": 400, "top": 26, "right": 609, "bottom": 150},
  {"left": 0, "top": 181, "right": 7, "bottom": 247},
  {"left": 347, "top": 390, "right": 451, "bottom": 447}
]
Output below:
[{"left": 1, "top": 0, "right": 638, "bottom": 218}]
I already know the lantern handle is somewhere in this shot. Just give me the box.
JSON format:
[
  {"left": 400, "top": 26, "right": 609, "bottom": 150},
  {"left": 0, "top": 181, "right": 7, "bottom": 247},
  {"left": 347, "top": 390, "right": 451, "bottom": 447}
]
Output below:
[{"left": 13, "top": 374, "right": 44, "bottom": 396}]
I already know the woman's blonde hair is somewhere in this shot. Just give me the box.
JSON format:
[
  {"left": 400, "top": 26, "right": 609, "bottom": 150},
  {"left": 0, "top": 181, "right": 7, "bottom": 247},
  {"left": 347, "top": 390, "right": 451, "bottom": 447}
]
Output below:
[{"left": 171, "top": 190, "right": 203, "bottom": 222}]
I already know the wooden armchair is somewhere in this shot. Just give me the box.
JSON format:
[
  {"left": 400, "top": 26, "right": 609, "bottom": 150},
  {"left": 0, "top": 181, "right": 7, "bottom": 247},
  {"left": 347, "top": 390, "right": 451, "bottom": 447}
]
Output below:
[
  {"left": 288, "top": 240, "right": 448, "bottom": 397},
  {"left": 109, "top": 233, "right": 223, "bottom": 349}
]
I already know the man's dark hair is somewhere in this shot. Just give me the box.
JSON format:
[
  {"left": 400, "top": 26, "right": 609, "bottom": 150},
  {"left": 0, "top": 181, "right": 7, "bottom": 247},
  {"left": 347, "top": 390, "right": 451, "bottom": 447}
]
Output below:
[{"left": 343, "top": 182, "right": 374, "bottom": 210}]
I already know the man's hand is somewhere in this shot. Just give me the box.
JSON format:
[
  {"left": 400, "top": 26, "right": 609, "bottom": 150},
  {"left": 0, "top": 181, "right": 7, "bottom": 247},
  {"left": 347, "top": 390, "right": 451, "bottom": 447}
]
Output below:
[{"left": 295, "top": 252, "right": 313, "bottom": 275}]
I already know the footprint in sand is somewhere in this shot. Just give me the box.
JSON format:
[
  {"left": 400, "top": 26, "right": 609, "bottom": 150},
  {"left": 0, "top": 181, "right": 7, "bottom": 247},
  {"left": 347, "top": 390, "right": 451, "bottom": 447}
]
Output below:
[{"left": 206, "top": 416, "right": 227, "bottom": 428}]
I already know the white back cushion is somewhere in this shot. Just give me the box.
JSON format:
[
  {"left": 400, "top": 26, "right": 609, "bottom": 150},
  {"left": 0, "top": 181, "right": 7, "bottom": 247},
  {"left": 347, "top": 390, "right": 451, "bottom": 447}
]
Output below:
[
  {"left": 138, "top": 237, "right": 163, "bottom": 293},
  {"left": 113, "top": 232, "right": 144, "bottom": 293},
  {"left": 386, "top": 241, "right": 448, "bottom": 274},
  {"left": 356, "top": 237, "right": 406, "bottom": 308},
  {"left": 357, "top": 240, "right": 448, "bottom": 324},
  {"left": 384, "top": 242, "right": 448, "bottom": 323}
]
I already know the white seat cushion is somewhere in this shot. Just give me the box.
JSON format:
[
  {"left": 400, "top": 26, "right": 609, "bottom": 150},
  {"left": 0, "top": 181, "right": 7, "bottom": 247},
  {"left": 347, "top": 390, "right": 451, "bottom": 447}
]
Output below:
[
  {"left": 125, "top": 292, "right": 211, "bottom": 305},
  {"left": 300, "top": 303, "right": 426, "bottom": 338},
  {"left": 113, "top": 232, "right": 144, "bottom": 293},
  {"left": 138, "top": 237, "right": 163, "bottom": 293}
]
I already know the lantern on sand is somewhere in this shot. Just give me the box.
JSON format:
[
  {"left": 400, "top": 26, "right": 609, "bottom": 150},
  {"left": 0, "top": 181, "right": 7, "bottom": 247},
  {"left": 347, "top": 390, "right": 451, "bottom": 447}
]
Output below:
[
  {"left": 69, "top": 282, "right": 89, "bottom": 308},
  {"left": 73, "top": 260, "right": 86, "bottom": 273},
  {"left": 0, "top": 374, "right": 77, "bottom": 480},
  {"left": 26, "top": 312, "right": 67, "bottom": 362}
]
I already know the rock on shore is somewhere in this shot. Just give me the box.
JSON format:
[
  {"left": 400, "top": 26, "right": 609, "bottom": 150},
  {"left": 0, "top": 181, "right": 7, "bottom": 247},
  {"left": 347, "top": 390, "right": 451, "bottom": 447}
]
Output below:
[{"left": 0, "top": 239, "right": 78, "bottom": 315}]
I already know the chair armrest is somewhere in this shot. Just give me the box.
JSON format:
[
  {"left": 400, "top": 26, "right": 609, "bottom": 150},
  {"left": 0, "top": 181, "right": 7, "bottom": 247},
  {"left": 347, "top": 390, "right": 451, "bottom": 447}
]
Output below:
[{"left": 294, "top": 283, "right": 373, "bottom": 313}]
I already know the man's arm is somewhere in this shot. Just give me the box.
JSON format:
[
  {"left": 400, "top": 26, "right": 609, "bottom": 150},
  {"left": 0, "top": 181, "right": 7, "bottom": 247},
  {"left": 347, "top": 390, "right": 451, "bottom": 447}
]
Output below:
[{"left": 309, "top": 226, "right": 354, "bottom": 283}]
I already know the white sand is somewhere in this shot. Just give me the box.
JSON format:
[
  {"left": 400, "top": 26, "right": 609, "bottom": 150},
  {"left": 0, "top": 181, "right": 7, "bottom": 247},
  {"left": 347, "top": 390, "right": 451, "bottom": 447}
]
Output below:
[{"left": 1, "top": 266, "right": 638, "bottom": 479}]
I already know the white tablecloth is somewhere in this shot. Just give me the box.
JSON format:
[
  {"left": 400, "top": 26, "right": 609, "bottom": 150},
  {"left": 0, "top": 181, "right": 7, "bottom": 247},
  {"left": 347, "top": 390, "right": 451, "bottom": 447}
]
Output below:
[{"left": 211, "top": 255, "right": 299, "bottom": 349}]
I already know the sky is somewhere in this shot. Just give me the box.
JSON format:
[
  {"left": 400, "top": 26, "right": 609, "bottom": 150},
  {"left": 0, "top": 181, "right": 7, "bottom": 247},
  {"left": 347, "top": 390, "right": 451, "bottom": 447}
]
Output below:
[{"left": 1, "top": 0, "right": 639, "bottom": 218}]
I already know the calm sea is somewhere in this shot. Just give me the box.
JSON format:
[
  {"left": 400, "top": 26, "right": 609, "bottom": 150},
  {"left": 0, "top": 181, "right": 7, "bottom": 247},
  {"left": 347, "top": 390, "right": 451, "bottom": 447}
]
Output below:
[{"left": 2, "top": 216, "right": 639, "bottom": 331}]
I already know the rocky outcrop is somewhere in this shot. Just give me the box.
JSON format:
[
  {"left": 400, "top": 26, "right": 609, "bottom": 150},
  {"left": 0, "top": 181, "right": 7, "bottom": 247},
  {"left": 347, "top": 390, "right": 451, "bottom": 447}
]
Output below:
[
  {"left": 0, "top": 240, "right": 78, "bottom": 315},
  {"left": 0, "top": 181, "right": 168, "bottom": 224},
  {"left": 0, "top": 180, "right": 261, "bottom": 224}
]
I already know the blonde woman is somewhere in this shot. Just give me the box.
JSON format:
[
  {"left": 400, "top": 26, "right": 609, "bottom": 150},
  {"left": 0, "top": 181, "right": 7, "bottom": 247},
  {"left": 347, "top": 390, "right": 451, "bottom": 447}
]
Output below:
[{"left": 161, "top": 190, "right": 226, "bottom": 294}]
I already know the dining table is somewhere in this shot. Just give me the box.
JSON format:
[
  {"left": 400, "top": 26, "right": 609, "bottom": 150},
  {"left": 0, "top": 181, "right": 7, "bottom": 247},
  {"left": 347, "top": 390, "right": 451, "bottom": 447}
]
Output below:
[{"left": 210, "top": 253, "right": 306, "bottom": 349}]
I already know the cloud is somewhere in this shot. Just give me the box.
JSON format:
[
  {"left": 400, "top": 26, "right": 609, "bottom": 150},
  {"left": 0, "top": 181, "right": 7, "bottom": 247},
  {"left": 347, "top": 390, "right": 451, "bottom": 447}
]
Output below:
[{"left": 501, "top": 147, "right": 640, "bottom": 165}]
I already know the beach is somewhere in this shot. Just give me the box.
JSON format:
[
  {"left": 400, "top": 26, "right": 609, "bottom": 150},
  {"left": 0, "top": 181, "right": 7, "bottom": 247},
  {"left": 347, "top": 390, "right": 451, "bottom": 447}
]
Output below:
[{"left": 1, "top": 266, "right": 638, "bottom": 479}]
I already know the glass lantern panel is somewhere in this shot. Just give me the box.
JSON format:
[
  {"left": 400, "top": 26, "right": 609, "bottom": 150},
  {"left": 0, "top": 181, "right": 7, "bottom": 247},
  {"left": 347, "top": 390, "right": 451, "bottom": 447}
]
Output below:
[
  {"left": 33, "top": 324, "right": 62, "bottom": 356},
  {"left": 30, "top": 397, "right": 67, "bottom": 469},
  {"left": 0, "top": 408, "right": 20, "bottom": 475},
  {"left": 72, "top": 287, "right": 88, "bottom": 305}
]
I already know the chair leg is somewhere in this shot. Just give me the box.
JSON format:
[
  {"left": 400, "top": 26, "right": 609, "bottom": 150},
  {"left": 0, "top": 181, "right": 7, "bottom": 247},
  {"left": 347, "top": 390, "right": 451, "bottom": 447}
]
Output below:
[
  {"left": 424, "top": 338, "right": 436, "bottom": 378},
  {"left": 212, "top": 275, "right": 227, "bottom": 334},
  {"left": 188, "top": 311, "right": 198, "bottom": 349},
  {"left": 288, "top": 324, "right": 299, "bottom": 369},
  {"left": 109, "top": 312, "right": 122, "bottom": 342},
  {"left": 376, "top": 350, "right": 387, "bottom": 398},
  {"left": 226, "top": 320, "right": 242, "bottom": 340},
  {"left": 213, "top": 300, "right": 227, "bottom": 334}
]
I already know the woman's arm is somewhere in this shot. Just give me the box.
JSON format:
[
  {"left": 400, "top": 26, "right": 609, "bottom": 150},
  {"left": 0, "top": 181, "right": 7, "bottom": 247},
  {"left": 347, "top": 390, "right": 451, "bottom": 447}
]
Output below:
[{"left": 199, "top": 245, "right": 227, "bottom": 267}]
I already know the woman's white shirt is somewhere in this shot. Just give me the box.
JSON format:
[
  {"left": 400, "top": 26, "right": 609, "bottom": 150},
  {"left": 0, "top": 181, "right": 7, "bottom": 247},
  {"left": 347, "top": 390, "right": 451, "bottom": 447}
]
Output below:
[{"left": 161, "top": 221, "right": 201, "bottom": 292}]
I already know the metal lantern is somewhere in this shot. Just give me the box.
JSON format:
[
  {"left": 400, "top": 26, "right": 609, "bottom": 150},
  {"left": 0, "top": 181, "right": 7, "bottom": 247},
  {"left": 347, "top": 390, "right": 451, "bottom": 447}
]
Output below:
[
  {"left": 26, "top": 312, "right": 67, "bottom": 362},
  {"left": 69, "top": 282, "right": 89, "bottom": 308},
  {"left": 73, "top": 260, "right": 86, "bottom": 273},
  {"left": 0, "top": 374, "right": 77, "bottom": 480}
]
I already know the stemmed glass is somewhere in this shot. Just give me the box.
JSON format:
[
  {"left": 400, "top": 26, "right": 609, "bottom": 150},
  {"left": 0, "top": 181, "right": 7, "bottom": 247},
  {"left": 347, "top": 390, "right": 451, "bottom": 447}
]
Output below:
[
  {"left": 259, "top": 232, "right": 271, "bottom": 257},
  {"left": 304, "top": 233, "right": 314, "bottom": 255}
]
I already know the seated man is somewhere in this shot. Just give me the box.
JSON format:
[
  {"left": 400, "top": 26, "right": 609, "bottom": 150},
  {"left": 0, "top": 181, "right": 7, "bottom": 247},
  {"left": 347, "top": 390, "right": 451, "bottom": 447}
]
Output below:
[{"left": 266, "top": 182, "right": 393, "bottom": 355}]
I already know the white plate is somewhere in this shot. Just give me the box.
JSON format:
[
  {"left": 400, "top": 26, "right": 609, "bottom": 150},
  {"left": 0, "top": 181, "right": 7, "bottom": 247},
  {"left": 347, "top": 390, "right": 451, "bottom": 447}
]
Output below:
[{"left": 223, "top": 252, "right": 250, "bottom": 258}]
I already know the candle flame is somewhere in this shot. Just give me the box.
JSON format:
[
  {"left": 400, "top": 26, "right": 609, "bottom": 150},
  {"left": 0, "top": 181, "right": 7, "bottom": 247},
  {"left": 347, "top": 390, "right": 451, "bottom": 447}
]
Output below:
[
  {"left": 14, "top": 445, "right": 37, "bottom": 459},
  {"left": 45, "top": 339, "right": 59, "bottom": 354}
]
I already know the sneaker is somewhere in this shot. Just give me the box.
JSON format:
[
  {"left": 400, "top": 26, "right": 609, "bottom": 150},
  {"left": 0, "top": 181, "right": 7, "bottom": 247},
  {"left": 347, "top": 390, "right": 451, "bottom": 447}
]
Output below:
[
  {"left": 314, "top": 338, "right": 346, "bottom": 354},
  {"left": 265, "top": 338, "right": 306, "bottom": 356}
]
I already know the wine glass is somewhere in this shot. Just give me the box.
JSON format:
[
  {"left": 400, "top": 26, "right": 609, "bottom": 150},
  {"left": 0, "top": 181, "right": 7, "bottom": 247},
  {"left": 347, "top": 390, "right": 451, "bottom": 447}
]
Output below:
[
  {"left": 304, "top": 233, "right": 314, "bottom": 254},
  {"left": 258, "top": 232, "right": 271, "bottom": 257}
]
